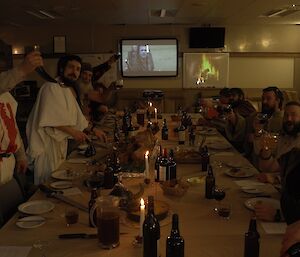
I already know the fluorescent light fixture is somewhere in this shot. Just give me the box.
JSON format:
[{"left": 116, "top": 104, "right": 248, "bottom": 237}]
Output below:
[
  {"left": 39, "top": 10, "right": 56, "bottom": 19},
  {"left": 160, "top": 9, "right": 166, "bottom": 18},
  {"left": 26, "top": 10, "right": 47, "bottom": 19},
  {"left": 267, "top": 9, "right": 288, "bottom": 17}
]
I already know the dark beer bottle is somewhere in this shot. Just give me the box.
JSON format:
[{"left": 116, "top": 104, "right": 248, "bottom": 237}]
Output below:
[
  {"left": 159, "top": 148, "right": 169, "bottom": 182},
  {"left": 205, "top": 165, "right": 215, "bottom": 199},
  {"left": 88, "top": 188, "right": 98, "bottom": 227},
  {"left": 168, "top": 149, "right": 177, "bottom": 180},
  {"left": 166, "top": 214, "right": 184, "bottom": 257},
  {"left": 244, "top": 217, "right": 260, "bottom": 257},
  {"left": 143, "top": 196, "right": 160, "bottom": 257},
  {"left": 155, "top": 146, "right": 162, "bottom": 182},
  {"left": 201, "top": 146, "right": 209, "bottom": 172},
  {"left": 161, "top": 119, "right": 169, "bottom": 140},
  {"left": 178, "top": 119, "right": 186, "bottom": 145}
]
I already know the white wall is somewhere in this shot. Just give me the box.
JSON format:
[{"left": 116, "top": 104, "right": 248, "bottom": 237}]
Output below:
[{"left": 3, "top": 24, "right": 300, "bottom": 93}]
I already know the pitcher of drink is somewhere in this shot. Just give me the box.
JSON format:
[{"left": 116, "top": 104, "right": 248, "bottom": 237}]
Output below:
[{"left": 89, "top": 196, "right": 120, "bottom": 249}]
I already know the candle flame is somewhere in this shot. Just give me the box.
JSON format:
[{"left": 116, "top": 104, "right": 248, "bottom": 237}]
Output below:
[
  {"left": 140, "top": 198, "right": 145, "bottom": 206},
  {"left": 145, "top": 150, "right": 149, "bottom": 157},
  {"left": 149, "top": 102, "right": 152, "bottom": 107},
  {"left": 154, "top": 108, "right": 157, "bottom": 112}
]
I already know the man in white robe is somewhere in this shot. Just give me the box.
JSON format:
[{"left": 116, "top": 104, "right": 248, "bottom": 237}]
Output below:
[
  {"left": 0, "top": 51, "right": 43, "bottom": 184},
  {"left": 26, "top": 55, "right": 91, "bottom": 184}
]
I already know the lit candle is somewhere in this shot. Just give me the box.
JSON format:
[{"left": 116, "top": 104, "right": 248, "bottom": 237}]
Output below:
[
  {"left": 140, "top": 198, "right": 145, "bottom": 237},
  {"left": 149, "top": 102, "right": 152, "bottom": 107},
  {"left": 144, "top": 151, "right": 149, "bottom": 178},
  {"left": 154, "top": 108, "right": 157, "bottom": 123}
]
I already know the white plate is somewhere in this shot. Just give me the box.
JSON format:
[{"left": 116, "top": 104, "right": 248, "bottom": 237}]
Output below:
[
  {"left": 50, "top": 181, "right": 73, "bottom": 190},
  {"left": 244, "top": 197, "right": 280, "bottom": 211},
  {"left": 241, "top": 186, "right": 263, "bottom": 194},
  {"left": 18, "top": 200, "right": 55, "bottom": 215},
  {"left": 16, "top": 216, "right": 45, "bottom": 229},
  {"left": 51, "top": 170, "right": 78, "bottom": 180},
  {"left": 224, "top": 168, "right": 255, "bottom": 178}
]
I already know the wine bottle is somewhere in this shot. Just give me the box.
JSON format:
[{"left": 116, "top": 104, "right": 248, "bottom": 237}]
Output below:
[
  {"left": 166, "top": 214, "right": 184, "bottom": 257},
  {"left": 201, "top": 146, "right": 209, "bottom": 172},
  {"left": 88, "top": 188, "right": 98, "bottom": 227},
  {"left": 178, "top": 119, "right": 186, "bottom": 145},
  {"left": 104, "top": 155, "right": 115, "bottom": 189},
  {"left": 159, "top": 148, "right": 169, "bottom": 182},
  {"left": 161, "top": 119, "right": 169, "bottom": 140},
  {"left": 143, "top": 196, "right": 160, "bottom": 257},
  {"left": 155, "top": 146, "right": 162, "bottom": 182},
  {"left": 244, "top": 217, "right": 260, "bottom": 257},
  {"left": 168, "top": 150, "right": 177, "bottom": 180},
  {"left": 205, "top": 165, "right": 215, "bottom": 199}
]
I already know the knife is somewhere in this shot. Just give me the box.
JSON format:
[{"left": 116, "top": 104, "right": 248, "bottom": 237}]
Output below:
[
  {"left": 39, "top": 184, "right": 88, "bottom": 212},
  {"left": 59, "top": 232, "right": 128, "bottom": 239},
  {"left": 59, "top": 233, "right": 97, "bottom": 239}
]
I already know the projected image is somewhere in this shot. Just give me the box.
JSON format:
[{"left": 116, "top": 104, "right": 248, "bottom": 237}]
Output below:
[
  {"left": 121, "top": 39, "right": 178, "bottom": 77},
  {"left": 183, "top": 53, "right": 229, "bottom": 88}
]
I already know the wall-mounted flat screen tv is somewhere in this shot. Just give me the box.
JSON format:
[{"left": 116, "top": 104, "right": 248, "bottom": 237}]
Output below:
[{"left": 121, "top": 39, "right": 178, "bottom": 77}]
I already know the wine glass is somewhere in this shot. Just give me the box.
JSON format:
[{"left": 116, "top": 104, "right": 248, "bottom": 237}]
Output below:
[{"left": 213, "top": 187, "right": 226, "bottom": 213}]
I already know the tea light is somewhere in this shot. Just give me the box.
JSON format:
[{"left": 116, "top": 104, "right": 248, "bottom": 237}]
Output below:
[
  {"left": 140, "top": 198, "right": 145, "bottom": 237},
  {"left": 154, "top": 108, "right": 157, "bottom": 123}
]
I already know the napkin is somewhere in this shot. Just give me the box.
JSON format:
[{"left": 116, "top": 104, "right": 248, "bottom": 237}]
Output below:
[
  {"left": 62, "top": 187, "right": 82, "bottom": 196},
  {"left": 0, "top": 246, "right": 32, "bottom": 257},
  {"left": 260, "top": 222, "right": 287, "bottom": 234}
]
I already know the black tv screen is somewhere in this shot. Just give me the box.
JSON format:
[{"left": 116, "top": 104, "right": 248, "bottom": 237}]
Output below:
[
  {"left": 121, "top": 39, "right": 178, "bottom": 77},
  {"left": 189, "top": 27, "right": 225, "bottom": 48}
]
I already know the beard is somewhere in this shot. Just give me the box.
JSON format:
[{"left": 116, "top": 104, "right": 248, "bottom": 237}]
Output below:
[
  {"left": 283, "top": 121, "right": 300, "bottom": 136},
  {"left": 60, "top": 74, "right": 78, "bottom": 88},
  {"left": 230, "top": 99, "right": 242, "bottom": 109},
  {"left": 262, "top": 104, "right": 275, "bottom": 117}
]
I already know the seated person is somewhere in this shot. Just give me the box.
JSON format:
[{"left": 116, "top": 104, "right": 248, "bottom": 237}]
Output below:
[
  {"left": 225, "top": 86, "right": 284, "bottom": 159},
  {"left": 254, "top": 102, "right": 300, "bottom": 223},
  {"left": 229, "top": 88, "right": 256, "bottom": 118}
]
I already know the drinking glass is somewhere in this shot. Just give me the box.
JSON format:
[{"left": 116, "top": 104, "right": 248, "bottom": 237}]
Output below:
[
  {"left": 217, "top": 201, "right": 231, "bottom": 220},
  {"left": 213, "top": 188, "right": 226, "bottom": 213},
  {"left": 65, "top": 207, "right": 79, "bottom": 226}
]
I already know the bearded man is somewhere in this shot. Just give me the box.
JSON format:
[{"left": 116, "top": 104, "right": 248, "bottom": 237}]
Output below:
[
  {"left": 26, "top": 55, "right": 105, "bottom": 184},
  {"left": 254, "top": 101, "right": 300, "bottom": 223}
]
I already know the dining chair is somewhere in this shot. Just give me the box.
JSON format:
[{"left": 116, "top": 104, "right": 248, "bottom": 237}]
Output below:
[{"left": 0, "top": 177, "right": 25, "bottom": 228}]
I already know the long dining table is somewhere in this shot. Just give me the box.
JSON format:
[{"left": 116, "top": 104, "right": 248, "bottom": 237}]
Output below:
[{"left": 0, "top": 113, "right": 283, "bottom": 257}]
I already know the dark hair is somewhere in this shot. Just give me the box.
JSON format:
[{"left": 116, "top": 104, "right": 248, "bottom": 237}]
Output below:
[
  {"left": 81, "top": 62, "right": 93, "bottom": 72},
  {"left": 230, "top": 88, "right": 244, "bottom": 100},
  {"left": 56, "top": 54, "right": 82, "bottom": 77},
  {"left": 219, "top": 88, "right": 231, "bottom": 97},
  {"left": 263, "top": 86, "right": 284, "bottom": 109},
  {"left": 285, "top": 101, "right": 300, "bottom": 108}
]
